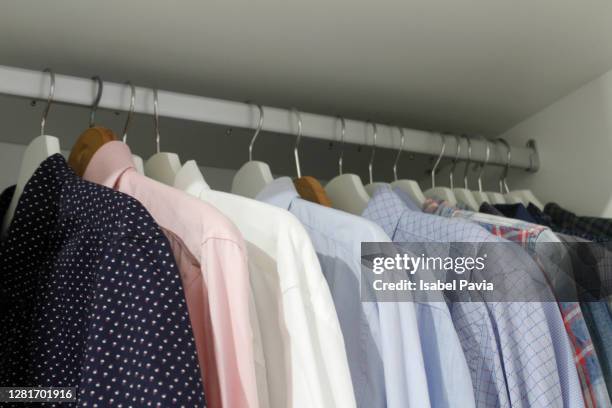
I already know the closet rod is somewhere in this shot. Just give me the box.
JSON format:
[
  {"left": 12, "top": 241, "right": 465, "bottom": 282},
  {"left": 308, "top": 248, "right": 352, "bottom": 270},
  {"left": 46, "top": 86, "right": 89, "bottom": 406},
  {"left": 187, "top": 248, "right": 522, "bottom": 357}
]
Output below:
[{"left": 0, "top": 65, "right": 538, "bottom": 171}]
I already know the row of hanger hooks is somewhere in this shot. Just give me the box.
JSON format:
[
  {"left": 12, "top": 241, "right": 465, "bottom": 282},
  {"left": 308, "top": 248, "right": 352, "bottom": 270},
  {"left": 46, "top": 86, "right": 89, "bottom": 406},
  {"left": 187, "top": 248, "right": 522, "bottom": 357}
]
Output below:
[
  {"left": 36, "top": 67, "right": 533, "bottom": 191},
  {"left": 38, "top": 68, "right": 159, "bottom": 151}
]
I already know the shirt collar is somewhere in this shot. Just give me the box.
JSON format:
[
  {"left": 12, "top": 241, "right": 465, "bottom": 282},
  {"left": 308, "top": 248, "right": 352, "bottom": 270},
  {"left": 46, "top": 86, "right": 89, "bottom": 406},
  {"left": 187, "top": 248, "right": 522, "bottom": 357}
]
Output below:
[
  {"left": 392, "top": 186, "right": 421, "bottom": 212},
  {"left": 0, "top": 185, "right": 16, "bottom": 233},
  {"left": 362, "top": 184, "right": 408, "bottom": 238},
  {"left": 422, "top": 198, "right": 459, "bottom": 217},
  {"left": 255, "top": 176, "right": 299, "bottom": 210},
  {"left": 82, "top": 141, "right": 135, "bottom": 189}
]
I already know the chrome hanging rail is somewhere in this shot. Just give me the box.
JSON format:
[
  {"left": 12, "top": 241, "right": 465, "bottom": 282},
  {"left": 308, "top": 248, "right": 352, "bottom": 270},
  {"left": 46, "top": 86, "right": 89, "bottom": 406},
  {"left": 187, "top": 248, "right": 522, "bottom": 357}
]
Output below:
[{"left": 0, "top": 64, "right": 538, "bottom": 171}]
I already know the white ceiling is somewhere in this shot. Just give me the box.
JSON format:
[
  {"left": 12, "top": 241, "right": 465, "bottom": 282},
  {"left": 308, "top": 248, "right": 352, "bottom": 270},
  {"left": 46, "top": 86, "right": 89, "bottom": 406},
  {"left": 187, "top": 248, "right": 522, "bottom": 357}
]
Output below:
[{"left": 2, "top": 0, "right": 612, "bottom": 135}]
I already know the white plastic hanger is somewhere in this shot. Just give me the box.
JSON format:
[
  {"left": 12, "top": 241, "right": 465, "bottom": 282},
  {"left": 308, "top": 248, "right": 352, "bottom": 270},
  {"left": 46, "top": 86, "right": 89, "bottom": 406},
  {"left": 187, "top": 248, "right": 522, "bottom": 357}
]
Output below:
[
  {"left": 2, "top": 68, "right": 61, "bottom": 236},
  {"left": 487, "top": 138, "right": 510, "bottom": 204},
  {"left": 231, "top": 104, "right": 273, "bottom": 198},
  {"left": 121, "top": 81, "right": 144, "bottom": 174},
  {"left": 471, "top": 137, "right": 491, "bottom": 206},
  {"left": 364, "top": 123, "right": 387, "bottom": 195},
  {"left": 144, "top": 89, "right": 182, "bottom": 185},
  {"left": 175, "top": 159, "right": 209, "bottom": 193},
  {"left": 325, "top": 117, "right": 371, "bottom": 215},
  {"left": 424, "top": 133, "right": 457, "bottom": 205},
  {"left": 453, "top": 135, "right": 479, "bottom": 211},
  {"left": 505, "top": 140, "right": 544, "bottom": 209},
  {"left": 390, "top": 127, "right": 426, "bottom": 206}
]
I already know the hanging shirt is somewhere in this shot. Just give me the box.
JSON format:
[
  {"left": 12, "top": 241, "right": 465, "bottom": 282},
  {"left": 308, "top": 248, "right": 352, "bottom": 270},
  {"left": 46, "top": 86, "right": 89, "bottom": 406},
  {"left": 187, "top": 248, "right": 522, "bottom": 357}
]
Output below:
[
  {"left": 492, "top": 203, "right": 539, "bottom": 224},
  {"left": 83, "top": 142, "right": 257, "bottom": 408},
  {"left": 479, "top": 202, "right": 505, "bottom": 217},
  {"left": 257, "top": 177, "right": 433, "bottom": 408},
  {"left": 0, "top": 154, "right": 206, "bottom": 407},
  {"left": 427, "top": 199, "right": 606, "bottom": 408},
  {"left": 558, "top": 233, "right": 612, "bottom": 399},
  {"left": 365, "top": 185, "right": 577, "bottom": 408},
  {"left": 174, "top": 171, "right": 356, "bottom": 408},
  {"left": 544, "top": 203, "right": 612, "bottom": 242}
]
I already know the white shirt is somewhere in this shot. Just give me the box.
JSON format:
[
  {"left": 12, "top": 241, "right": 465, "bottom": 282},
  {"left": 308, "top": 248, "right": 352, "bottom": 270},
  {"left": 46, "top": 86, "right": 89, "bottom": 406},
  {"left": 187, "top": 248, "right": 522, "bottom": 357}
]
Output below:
[{"left": 174, "top": 163, "right": 356, "bottom": 408}]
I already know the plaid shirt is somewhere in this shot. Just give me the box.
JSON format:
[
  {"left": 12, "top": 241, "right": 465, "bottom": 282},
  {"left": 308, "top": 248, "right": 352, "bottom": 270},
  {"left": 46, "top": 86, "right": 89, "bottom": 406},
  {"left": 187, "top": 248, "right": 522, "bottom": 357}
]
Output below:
[
  {"left": 367, "top": 187, "right": 582, "bottom": 408},
  {"left": 544, "top": 203, "right": 612, "bottom": 243},
  {"left": 425, "top": 198, "right": 610, "bottom": 408}
]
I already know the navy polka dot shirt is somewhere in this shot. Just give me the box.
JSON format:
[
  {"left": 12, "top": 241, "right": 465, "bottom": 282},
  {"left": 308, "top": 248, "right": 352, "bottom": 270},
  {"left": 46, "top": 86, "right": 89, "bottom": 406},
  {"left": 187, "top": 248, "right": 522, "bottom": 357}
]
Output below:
[{"left": 0, "top": 154, "right": 206, "bottom": 407}]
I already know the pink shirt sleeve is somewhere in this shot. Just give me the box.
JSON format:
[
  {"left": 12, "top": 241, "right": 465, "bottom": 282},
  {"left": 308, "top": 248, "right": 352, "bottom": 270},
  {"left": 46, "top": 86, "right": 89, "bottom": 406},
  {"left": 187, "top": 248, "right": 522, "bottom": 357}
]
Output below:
[{"left": 202, "top": 237, "right": 259, "bottom": 408}]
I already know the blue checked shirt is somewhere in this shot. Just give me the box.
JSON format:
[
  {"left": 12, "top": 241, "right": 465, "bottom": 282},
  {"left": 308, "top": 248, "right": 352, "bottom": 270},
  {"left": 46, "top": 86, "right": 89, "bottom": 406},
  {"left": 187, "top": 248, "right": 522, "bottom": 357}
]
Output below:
[
  {"left": 365, "top": 185, "right": 583, "bottom": 408},
  {"left": 257, "top": 178, "right": 431, "bottom": 408}
]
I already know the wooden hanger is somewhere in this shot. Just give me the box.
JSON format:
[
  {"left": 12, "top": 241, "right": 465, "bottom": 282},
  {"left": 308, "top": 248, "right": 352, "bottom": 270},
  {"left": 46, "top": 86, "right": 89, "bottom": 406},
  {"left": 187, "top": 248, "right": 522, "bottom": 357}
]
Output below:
[
  {"left": 69, "top": 126, "right": 117, "bottom": 176},
  {"left": 294, "top": 176, "right": 332, "bottom": 207},
  {"left": 290, "top": 108, "right": 333, "bottom": 206},
  {"left": 68, "top": 76, "right": 117, "bottom": 176}
]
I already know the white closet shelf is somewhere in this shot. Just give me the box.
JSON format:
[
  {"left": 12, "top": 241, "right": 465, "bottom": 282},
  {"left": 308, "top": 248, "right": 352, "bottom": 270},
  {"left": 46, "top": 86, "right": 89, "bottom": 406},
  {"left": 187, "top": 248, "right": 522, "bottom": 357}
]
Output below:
[{"left": 0, "top": 64, "right": 538, "bottom": 171}]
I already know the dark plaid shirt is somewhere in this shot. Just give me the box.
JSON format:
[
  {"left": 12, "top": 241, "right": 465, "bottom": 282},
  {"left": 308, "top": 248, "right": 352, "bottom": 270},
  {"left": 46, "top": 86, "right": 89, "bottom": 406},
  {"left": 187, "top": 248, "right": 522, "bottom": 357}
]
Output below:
[{"left": 544, "top": 203, "right": 612, "bottom": 243}]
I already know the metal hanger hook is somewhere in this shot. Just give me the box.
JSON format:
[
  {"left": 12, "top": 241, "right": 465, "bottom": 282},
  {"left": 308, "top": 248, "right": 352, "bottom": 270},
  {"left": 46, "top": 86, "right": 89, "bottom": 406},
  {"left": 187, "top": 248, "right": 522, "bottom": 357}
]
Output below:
[
  {"left": 40, "top": 68, "right": 55, "bottom": 136},
  {"left": 476, "top": 136, "right": 491, "bottom": 192},
  {"left": 89, "top": 76, "right": 103, "bottom": 128},
  {"left": 463, "top": 135, "right": 472, "bottom": 189},
  {"left": 449, "top": 134, "right": 461, "bottom": 189},
  {"left": 367, "top": 122, "right": 377, "bottom": 184},
  {"left": 248, "top": 103, "right": 264, "bottom": 161},
  {"left": 153, "top": 89, "right": 160, "bottom": 153},
  {"left": 392, "top": 127, "right": 405, "bottom": 181},
  {"left": 526, "top": 139, "right": 537, "bottom": 172},
  {"left": 496, "top": 138, "right": 511, "bottom": 193},
  {"left": 430, "top": 133, "right": 447, "bottom": 188},
  {"left": 291, "top": 108, "right": 302, "bottom": 178},
  {"left": 337, "top": 116, "right": 346, "bottom": 175},
  {"left": 122, "top": 81, "right": 136, "bottom": 143}
]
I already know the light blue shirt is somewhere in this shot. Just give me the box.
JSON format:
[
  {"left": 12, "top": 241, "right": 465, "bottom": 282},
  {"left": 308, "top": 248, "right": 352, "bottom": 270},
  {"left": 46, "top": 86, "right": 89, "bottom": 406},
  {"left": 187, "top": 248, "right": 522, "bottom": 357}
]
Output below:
[
  {"left": 257, "top": 178, "right": 431, "bottom": 408},
  {"left": 364, "top": 186, "right": 583, "bottom": 408}
]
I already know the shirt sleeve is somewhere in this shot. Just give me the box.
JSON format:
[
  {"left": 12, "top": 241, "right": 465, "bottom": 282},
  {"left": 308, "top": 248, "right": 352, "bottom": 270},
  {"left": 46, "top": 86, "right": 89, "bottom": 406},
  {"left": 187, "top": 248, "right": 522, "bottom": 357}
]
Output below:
[
  {"left": 79, "top": 235, "right": 206, "bottom": 407},
  {"left": 276, "top": 225, "right": 357, "bottom": 408},
  {"left": 202, "top": 237, "right": 259, "bottom": 408}
]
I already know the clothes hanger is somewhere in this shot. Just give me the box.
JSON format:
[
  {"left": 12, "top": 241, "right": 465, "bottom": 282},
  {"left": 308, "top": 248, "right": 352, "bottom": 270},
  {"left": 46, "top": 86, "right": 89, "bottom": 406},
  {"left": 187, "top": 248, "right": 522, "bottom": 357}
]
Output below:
[
  {"left": 231, "top": 103, "right": 273, "bottom": 198},
  {"left": 1, "top": 68, "right": 61, "bottom": 236},
  {"left": 325, "top": 117, "right": 371, "bottom": 215},
  {"left": 68, "top": 76, "right": 118, "bottom": 176},
  {"left": 364, "top": 122, "right": 386, "bottom": 195},
  {"left": 486, "top": 138, "right": 509, "bottom": 204},
  {"left": 121, "top": 81, "right": 145, "bottom": 174},
  {"left": 505, "top": 140, "right": 544, "bottom": 209},
  {"left": 144, "top": 89, "right": 182, "bottom": 185},
  {"left": 471, "top": 137, "right": 491, "bottom": 206},
  {"left": 452, "top": 135, "right": 480, "bottom": 211},
  {"left": 291, "top": 108, "right": 333, "bottom": 206},
  {"left": 390, "top": 127, "right": 426, "bottom": 206},
  {"left": 424, "top": 133, "right": 457, "bottom": 205}
]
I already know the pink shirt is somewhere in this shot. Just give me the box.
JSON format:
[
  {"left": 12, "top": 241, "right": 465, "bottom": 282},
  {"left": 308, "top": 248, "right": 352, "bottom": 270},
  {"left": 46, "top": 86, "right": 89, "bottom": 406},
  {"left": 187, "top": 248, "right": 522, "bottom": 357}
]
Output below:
[{"left": 84, "top": 141, "right": 258, "bottom": 408}]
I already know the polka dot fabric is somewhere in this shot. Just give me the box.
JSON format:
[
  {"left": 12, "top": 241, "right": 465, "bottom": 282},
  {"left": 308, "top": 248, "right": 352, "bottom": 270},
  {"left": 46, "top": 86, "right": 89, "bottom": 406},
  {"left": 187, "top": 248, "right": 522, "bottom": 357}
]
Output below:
[{"left": 0, "top": 154, "right": 206, "bottom": 407}]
